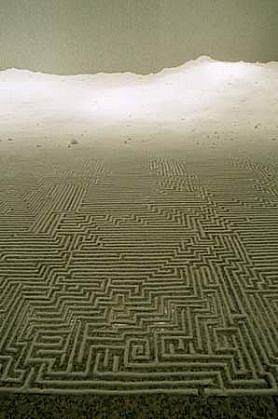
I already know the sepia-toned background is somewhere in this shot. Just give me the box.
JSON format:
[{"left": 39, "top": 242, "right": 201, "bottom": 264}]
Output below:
[{"left": 1, "top": 0, "right": 278, "bottom": 75}]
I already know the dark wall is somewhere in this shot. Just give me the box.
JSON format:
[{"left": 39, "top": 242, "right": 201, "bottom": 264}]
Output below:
[{"left": 1, "top": 0, "right": 277, "bottom": 74}]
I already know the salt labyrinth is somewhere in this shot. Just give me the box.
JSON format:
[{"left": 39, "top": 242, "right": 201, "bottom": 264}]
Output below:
[{"left": 0, "top": 57, "right": 278, "bottom": 396}]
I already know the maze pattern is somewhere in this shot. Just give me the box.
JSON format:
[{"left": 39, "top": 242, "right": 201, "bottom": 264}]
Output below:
[{"left": 0, "top": 144, "right": 278, "bottom": 395}]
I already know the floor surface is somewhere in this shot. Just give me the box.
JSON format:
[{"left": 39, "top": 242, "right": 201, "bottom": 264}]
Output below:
[{"left": 0, "top": 135, "right": 277, "bottom": 416}]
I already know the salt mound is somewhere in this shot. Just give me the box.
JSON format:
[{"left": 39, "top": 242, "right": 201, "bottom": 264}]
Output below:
[{"left": 0, "top": 56, "right": 277, "bottom": 140}]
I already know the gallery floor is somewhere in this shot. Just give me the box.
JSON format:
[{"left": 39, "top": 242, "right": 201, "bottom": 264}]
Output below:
[{"left": 0, "top": 135, "right": 277, "bottom": 417}]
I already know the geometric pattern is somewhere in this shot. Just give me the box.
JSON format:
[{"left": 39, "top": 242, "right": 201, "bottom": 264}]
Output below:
[{"left": 0, "top": 142, "right": 278, "bottom": 395}]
